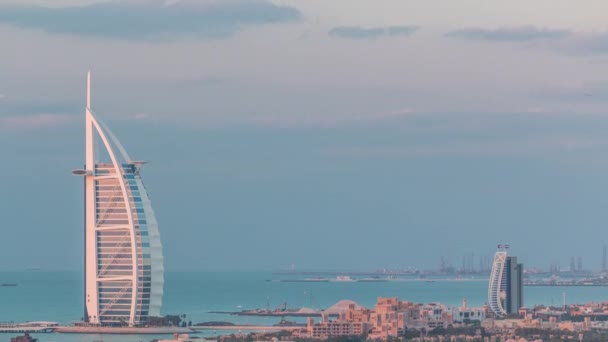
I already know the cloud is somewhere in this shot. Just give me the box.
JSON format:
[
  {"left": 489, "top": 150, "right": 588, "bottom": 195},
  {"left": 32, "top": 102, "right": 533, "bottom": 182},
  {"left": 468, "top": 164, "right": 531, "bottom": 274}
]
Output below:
[
  {"left": 329, "top": 25, "right": 418, "bottom": 40},
  {"left": 532, "top": 81, "right": 608, "bottom": 102},
  {"left": 445, "top": 26, "right": 608, "bottom": 56},
  {"left": 0, "top": 0, "right": 302, "bottom": 41},
  {"left": 526, "top": 107, "right": 546, "bottom": 113},
  {"left": 559, "top": 32, "right": 608, "bottom": 55},
  {"left": 0, "top": 99, "right": 77, "bottom": 117},
  {"left": 252, "top": 107, "right": 415, "bottom": 128},
  {"left": 328, "top": 136, "right": 604, "bottom": 159},
  {"left": 0, "top": 114, "right": 77, "bottom": 131},
  {"left": 446, "top": 26, "right": 572, "bottom": 42}
]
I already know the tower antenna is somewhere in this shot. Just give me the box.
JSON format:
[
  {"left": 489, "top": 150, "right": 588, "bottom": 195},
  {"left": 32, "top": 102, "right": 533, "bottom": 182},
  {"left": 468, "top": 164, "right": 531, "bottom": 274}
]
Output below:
[
  {"left": 87, "top": 70, "right": 91, "bottom": 109},
  {"left": 603, "top": 245, "right": 607, "bottom": 273}
]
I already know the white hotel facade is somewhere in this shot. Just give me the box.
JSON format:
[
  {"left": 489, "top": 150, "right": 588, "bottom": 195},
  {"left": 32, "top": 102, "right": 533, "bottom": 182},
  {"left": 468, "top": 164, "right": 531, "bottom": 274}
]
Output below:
[{"left": 73, "top": 72, "right": 164, "bottom": 326}]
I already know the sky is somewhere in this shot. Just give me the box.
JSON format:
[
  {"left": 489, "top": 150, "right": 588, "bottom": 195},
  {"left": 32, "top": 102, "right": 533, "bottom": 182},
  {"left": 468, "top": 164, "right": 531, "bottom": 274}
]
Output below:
[{"left": 2, "top": 0, "right": 608, "bottom": 272}]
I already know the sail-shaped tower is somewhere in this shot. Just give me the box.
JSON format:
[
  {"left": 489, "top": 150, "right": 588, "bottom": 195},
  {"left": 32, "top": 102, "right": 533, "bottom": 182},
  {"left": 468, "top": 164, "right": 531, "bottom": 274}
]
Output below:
[
  {"left": 488, "top": 247, "right": 523, "bottom": 317},
  {"left": 73, "top": 72, "right": 164, "bottom": 326},
  {"left": 488, "top": 250, "right": 508, "bottom": 317}
]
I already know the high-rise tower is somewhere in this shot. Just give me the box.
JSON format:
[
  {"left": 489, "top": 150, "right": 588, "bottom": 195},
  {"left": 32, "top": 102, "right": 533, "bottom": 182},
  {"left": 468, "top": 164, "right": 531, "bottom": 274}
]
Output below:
[
  {"left": 72, "top": 72, "right": 164, "bottom": 326},
  {"left": 488, "top": 246, "right": 523, "bottom": 317}
]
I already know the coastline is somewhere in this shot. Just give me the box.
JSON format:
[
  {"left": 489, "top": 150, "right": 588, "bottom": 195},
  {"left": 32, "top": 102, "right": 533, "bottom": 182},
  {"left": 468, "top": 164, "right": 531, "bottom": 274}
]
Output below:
[
  {"left": 53, "top": 326, "right": 194, "bottom": 335},
  {"left": 46, "top": 325, "right": 294, "bottom": 335}
]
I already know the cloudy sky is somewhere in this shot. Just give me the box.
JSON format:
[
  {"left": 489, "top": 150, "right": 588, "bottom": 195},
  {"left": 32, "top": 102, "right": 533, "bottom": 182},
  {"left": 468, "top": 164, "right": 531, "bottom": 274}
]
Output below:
[{"left": 1, "top": 0, "right": 608, "bottom": 272}]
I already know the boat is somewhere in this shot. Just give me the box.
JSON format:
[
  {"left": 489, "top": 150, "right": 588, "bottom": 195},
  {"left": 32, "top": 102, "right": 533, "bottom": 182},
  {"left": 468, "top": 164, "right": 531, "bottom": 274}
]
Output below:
[
  {"left": 1, "top": 283, "right": 17, "bottom": 287},
  {"left": 332, "top": 275, "right": 354, "bottom": 282},
  {"left": 358, "top": 276, "right": 389, "bottom": 282},
  {"left": 280, "top": 278, "right": 329, "bottom": 282}
]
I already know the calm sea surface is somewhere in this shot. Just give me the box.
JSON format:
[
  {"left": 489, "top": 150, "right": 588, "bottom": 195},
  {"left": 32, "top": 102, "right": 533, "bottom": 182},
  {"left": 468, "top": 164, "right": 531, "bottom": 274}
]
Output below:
[{"left": 1, "top": 271, "right": 608, "bottom": 342}]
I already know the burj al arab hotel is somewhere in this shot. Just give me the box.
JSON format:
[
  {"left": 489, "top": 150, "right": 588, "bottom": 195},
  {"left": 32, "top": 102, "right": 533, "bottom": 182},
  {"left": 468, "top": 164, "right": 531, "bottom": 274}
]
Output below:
[{"left": 72, "top": 72, "right": 164, "bottom": 326}]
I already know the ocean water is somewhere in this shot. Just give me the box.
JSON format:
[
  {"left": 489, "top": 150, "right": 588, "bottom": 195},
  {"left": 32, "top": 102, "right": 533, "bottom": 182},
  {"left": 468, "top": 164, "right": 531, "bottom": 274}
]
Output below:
[{"left": 1, "top": 271, "right": 608, "bottom": 342}]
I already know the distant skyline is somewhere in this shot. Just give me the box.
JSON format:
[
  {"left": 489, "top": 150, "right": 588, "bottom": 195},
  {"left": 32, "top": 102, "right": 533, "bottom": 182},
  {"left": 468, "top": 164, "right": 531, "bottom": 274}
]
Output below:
[{"left": 2, "top": 0, "right": 608, "bottom": 271}]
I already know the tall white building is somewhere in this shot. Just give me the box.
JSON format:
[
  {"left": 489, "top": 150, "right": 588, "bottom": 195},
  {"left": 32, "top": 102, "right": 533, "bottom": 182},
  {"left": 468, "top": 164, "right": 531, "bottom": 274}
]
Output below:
[
  {"left": 488, "top": 248, "right": 523, "bottom": 317},
  {"left": 73, "top": 72, "right": 164, "bottom": 326}
]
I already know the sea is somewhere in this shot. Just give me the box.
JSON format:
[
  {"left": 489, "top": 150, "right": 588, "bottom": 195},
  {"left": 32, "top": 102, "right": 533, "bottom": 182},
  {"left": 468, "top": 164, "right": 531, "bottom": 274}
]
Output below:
[{"left": 1, "top": 271, "right": 608, "bottom": 342}]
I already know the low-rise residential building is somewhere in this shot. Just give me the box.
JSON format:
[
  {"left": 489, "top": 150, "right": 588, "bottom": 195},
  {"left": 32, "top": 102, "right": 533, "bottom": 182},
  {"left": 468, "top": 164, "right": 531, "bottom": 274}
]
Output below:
[
  {"left": 306, "top": 315, "right": 369, "bottom": 339},
  {"left": 369, "top": 297, "right": 405, "bottom": 338},
  {"left": 295, "top": 298, "right": 608, "bottom": 341},
  {"left": 302, "top": 297, "right": 487, "bottom": 339},
  {"left": 452, "top": 299, "right": 487, "bottom": 323},
  {"left": 420, "top": 303, "right": 453, "bottom": 328}
]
